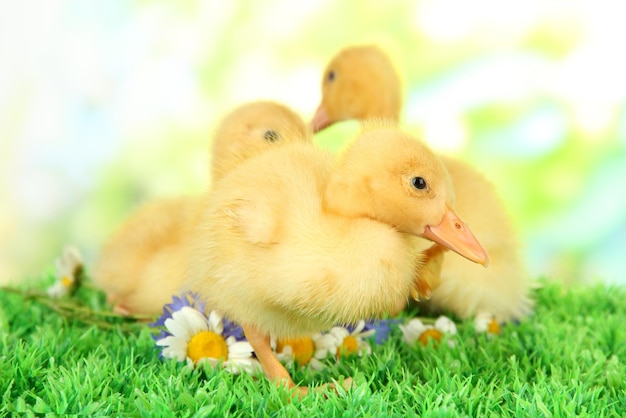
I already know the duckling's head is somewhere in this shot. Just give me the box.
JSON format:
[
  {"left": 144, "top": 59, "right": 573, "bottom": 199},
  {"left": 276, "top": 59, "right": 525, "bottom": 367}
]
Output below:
[
  {"left": 324, "top": 122, "right": 489, "bottom": 266},
  {"left": 311, "top": 45, "right": 402, "bottom": 132},
  {"left": 211, "top": 101, "right": 312, "bottom": 181}
]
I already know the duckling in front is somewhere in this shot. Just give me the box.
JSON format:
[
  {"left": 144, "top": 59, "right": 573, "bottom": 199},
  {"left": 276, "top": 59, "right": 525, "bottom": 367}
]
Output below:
[
  {"left": 93, "top": 101, "right": 312, "bottom": 315},
  {"left": 310, "top": 45, "right": 533, "bottom": 322},
  {"left": 186, "top": 122, "right": 488, "bottom": 394}
]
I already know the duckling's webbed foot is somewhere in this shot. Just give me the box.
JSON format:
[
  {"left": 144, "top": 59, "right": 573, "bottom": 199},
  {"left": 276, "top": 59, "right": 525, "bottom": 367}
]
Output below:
[{"left": 106, "top": 293, "right": 132, "bottom": 316}]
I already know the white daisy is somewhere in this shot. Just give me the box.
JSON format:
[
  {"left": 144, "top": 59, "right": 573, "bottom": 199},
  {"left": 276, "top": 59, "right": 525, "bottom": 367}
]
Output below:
[
  {"left": 272, "top": 321, "right": 375, "bottom": 371},
  {"left": 474, "top": 311, "right": 500, "bottom": 336},
  {"left": 47, "top": 245, "right": 83, "bottom": 298},
  {"left": 434, "top": 316, "right": 458, "bottom": 335},
  {"left": 155, "top": 307, "right": 260, "bottom": 374},
  {"left": 324, "top": 320, "right": 375, "bottom": 359},
  {"left": 399, "top": 318, "right": 429, "bottom": 345},
  {"left": 311, "top": 332, "right": 340, "bottom": 360},
  {"left": 399, "top": 316, "right": 457, "bottom": 347},
  {"left": 273, "top": 335, "right": 327, "bottom": 371}
]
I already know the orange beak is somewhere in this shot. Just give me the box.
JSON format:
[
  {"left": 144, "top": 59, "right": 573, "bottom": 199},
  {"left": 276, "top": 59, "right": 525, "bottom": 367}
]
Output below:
[
  {"left": 421, "top": 205, "right": 490, "bottom": 267},
  {"left": 310, "top": 104, "right": 332, "bottom": 133}
]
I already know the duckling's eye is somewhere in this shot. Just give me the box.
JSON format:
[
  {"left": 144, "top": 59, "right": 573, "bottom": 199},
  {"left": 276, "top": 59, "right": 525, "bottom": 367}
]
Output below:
[
  {"left": 327, "top": 71, "right": 336, "bottom": 82},
  {"left": 263, "top": 130, "right": 279, "bottom": 142},
  {"left": 412, "top": 177, "right": 427, "bottom": 190}
]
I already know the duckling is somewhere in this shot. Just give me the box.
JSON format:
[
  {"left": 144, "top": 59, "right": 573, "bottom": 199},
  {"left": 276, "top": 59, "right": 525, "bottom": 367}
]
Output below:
[
  {"left": 92, "top": 101, "right": 312, "bottom": 315},
  {"left": 311, "top": 45, "right": 402, "bottom": 131},
  {"left": 92, "top": 197, "right": 199, "bottom": 315},
  {"left": 210, "top": 101, "right": 312, "bottom": 181},
  {"left": 186, "top": 122, "right": 488, "bottom": 393},
  {"left": 311, "top": 45, "right": 533, "bottom": 322}
]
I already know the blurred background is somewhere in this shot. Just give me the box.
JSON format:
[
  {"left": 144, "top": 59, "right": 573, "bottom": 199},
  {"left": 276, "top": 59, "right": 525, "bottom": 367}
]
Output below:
[{"left": 1, "top": 0, "right": 625, "bottom": 286}]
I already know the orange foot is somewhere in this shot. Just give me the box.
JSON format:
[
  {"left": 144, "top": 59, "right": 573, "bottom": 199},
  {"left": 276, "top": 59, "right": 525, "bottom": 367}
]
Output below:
[{"left": 113, "top": 303, "right": 132, "bottom": 316}]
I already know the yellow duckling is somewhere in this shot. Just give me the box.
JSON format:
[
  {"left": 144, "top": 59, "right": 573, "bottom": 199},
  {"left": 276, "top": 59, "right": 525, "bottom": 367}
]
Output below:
[
  {"left": 92, "top": 101, "right": 312, "bottom": 315},
  {"left": 186, "top": 122, "right": 488, "bottom": 394},
  {"left": 311, "top": 45, "right": 533, "bottom": 322},
  {"left": 311, "top": 45, "right": 402, "bottom": 131},
  {"left": 210, "top": 101, "right": 311, "bottom": 181}
]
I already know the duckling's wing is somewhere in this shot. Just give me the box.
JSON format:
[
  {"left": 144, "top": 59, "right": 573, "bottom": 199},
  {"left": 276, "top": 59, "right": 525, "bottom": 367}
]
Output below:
[{"left": 225, "top": 198, "right": 281, "bottom": 246}]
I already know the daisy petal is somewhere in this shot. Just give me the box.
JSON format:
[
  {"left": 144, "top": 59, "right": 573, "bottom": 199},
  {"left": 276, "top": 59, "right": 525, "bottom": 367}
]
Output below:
[
  {"left": 435, "top": 316, "right": 457, "bottom": 335},
  {"left": 162, "top": 345, "right": 186, "bottom": 361},
  {"left": 359, "top": 329, "right": 376, "bottom": 339},
  {"left": 225, "top": 358, "right": 261, "bottom": 375},
  {"left": 330, "top": 327, "right": 349, "bottom": 341},
  {"left": 308, "top": 358, "right": 327, "bottom": 371},
  {"left": 352, "top": 320, "right": 366, "bottom": 334},
  {"left": 155, "top": 335, "right": 179, "bottom": 347},
  {"left": 179, "top": 307, "right": 210, "bottom": 336},
  {"left": 314, "top": 333, "right": 338, "bottom": 348},
  {"left": 474, "top": 311, "right": 494, "bottom": 333},
  {"left": 399, "top": 318, "right": 428, "bottom": 345},
  {"left": 228, "top": 341, "right": 254, "bottom": 359},
  {"left": 208, "top": 310, "right": 224, "bottom": 334},
  {"left": 358, "top": 341, "right": 372, "bottom": 356},
  {"left": 164, "top": 316, "right": 192, "bottom": 341}
]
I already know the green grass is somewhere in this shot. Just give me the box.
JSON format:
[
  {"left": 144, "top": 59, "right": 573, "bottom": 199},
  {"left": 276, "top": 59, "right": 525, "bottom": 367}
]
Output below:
[{"left": 1, "top": 278, "right": 625, "bottom": 417}]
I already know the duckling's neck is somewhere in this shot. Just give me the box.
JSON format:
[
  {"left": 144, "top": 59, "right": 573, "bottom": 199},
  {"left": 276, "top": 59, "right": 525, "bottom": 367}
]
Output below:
[
  {"left": 379, "top": 63, "right": 403, "bottom": 120},
  {"left": 360, "top": 73, "right": 402, "bottom": 122},
  {"left": 360, "top": 102, "right": 400, "bottom": 123}
]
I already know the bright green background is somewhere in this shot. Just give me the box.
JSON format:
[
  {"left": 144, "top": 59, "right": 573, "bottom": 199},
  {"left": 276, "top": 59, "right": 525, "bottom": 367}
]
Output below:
[{"left": 1, "top": 0, "right": 625, "bottom": 285}]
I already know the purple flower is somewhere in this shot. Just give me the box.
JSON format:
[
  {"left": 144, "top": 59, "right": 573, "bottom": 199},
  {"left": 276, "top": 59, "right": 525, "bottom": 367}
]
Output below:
[
  {"left": 151, "top": 329, "right": 171, "bottom": 345},
  {"left": 222, "top": 317, "right": 246, "bottom": 340},
  {"left": 150, "top": 293, "right": 207, "bottom": 328},
  {"left": 371, "top": 319, "right": 402, "bottom": 344},
  {"left": 341, "top": 318, "right": 401, "bottom": 345},
  {"left": 150, "top": 292, "right": 247, "bottom": 343}
]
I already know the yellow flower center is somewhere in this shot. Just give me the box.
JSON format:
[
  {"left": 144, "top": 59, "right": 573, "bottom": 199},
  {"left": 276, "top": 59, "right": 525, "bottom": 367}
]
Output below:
[
  {"left": 276, "top": 337, "right": 315, "bottom": 365},
  {"left": 336, "top": 335, "right": 359, "bottom": 358},
  {"left": 187, "top": 331, "right": 228, "bottom": 363},
  {"left": 418, "top": 329, "right": 442, "bottom": 346},
  {"left": 61, "top": 276, "right": 73, "bottom": 287},
  {"left": 487, "top": 319, "right": 500, "bottom": 335}
]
